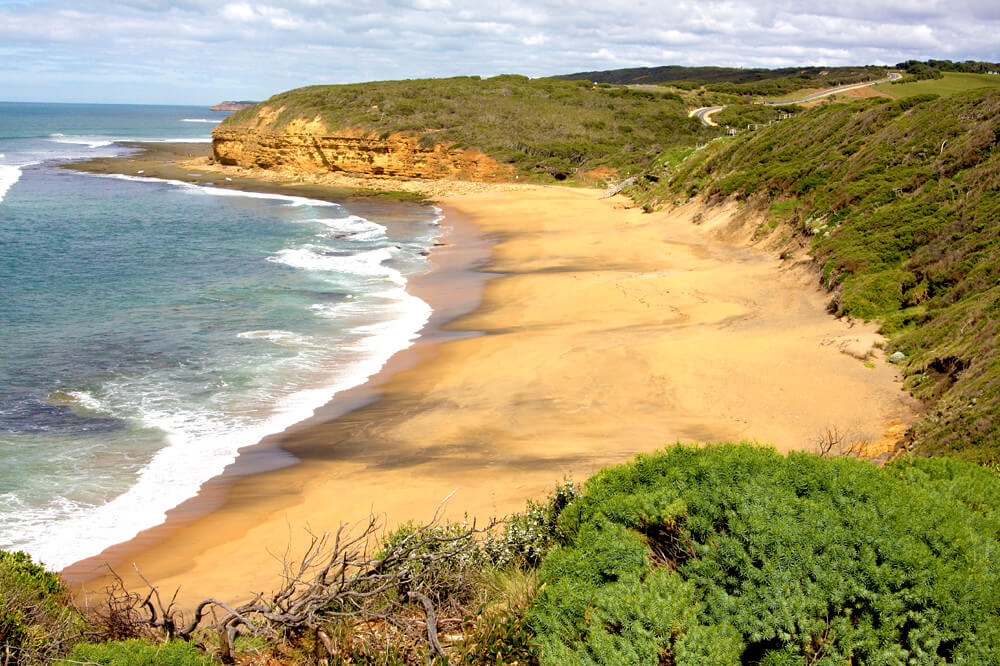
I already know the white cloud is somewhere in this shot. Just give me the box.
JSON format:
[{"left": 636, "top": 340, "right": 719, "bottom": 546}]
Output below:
[
  {"left": 0, "top": 0, "right": 996, "bottom": 104},
  {"left": 221, "top": 3, "right": 256, "bottom": 22}
]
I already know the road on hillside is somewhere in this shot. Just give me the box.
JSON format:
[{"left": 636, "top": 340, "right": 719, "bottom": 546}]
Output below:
[
  {"left": 763, "top": 72, "right": 903, "bottom": 106},
  {"left": 688, "top": 105, "right": 725, "bottom": 126},
  {"left": 688, "top": 72, "right": 903, "bottom": 126}
]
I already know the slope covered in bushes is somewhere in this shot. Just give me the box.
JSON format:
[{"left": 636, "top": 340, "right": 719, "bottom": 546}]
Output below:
[
  {"left": 221, "top": 75, "right": 718, "bottom": 181},
  {"left": 6, "top": 446, "right": 1000, "bottom": 664},
  {"left": 629, "top": 89, "right": 1000, "bottom": 462},
  {"left": 529, "top": 444, "right": 1000, "bottom": 665},
  {"left": 555, "top": 65, "right": 886, "bottom": 97}
]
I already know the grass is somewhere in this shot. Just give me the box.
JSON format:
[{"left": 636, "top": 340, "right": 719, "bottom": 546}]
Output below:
[
  {"left": 874, "top": 71, "right": 1000, "bottom": 98},
  {"left": 222, "top": 75, "right": 719, "bottom": 182},
  {"left": 628, "top": 89, "right": 1000, "bottom": 462}
]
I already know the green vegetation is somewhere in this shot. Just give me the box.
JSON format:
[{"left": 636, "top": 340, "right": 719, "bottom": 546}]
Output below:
[
  {"left": 896, "top": 58, "right": 1000, "bottom": 78},
  {"left": 529, "top": 444, "right": 1000, "bottom": 665},
  {"left": 629, "top": 89, "right": 1000, "bottom": 462},
  {"left": 6, "top": 449, "right": 1000, "bottom": 664},
  {"left": 556, "top": 65, "right": 886, "bottom": 97},
  {"left": 58, "top": 639, "right": 212, "bottom": 666},
  {"left": 0, "top": 550, "right": 83, "bottom": 665},
  {"left": 711, "top": 103, "right": 801, "bottom": 128},
  {"left": 223, "top": 75, "right": 718, "bottom": 181},
  {"left": 875, "top": 71, "right": 1000, "bottom": 98}
]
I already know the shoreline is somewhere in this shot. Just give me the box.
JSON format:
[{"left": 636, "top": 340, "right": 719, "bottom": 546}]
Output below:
[
  {"left": 58, "top": 143, "right": 496, "bottom": 586},
  {"left": 63, "top": 143, "right": 921, "bottom": 610}
]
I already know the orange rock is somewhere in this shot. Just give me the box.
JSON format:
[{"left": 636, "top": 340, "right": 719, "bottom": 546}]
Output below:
[{"left": 211, "top": 127, "right": 515, "bottom": 182}]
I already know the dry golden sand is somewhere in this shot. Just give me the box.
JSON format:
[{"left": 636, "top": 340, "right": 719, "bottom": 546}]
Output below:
[{"left": 65, "top": 166, "right": 920, "bottom": 609}]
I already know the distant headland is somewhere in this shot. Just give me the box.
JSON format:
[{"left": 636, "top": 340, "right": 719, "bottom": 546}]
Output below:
[{"left": 209, "top": 100, "right": 257, "bottom": 111}]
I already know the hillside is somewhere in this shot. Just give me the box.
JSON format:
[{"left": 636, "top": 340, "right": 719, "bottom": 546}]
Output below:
[
  {"left": 628, "top": 89, "right": 1000, "bottom": 462},
  {"left": 874, "top": 71, "right": 1000, "bottom": 98},
  {"left": 216, "top": 75, "right": 718, "bottom": 182},
  {"left": 556, "top": 65, "right": 887, "bottom": 97},
  {"left": 209, "top": 100, "right": 257, "bottom": 111}
]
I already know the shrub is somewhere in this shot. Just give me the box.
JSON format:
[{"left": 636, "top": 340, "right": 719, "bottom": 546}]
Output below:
[
  {"left": 378, "top": 520, "right": 486, "bottom": 605},
  {"left": 529, "top": 444, "right": 1000, "bottom": 665},
  {"left": 484, "top": 480, "right": 579, "bottom": 568},
  {"left": 0, "top": 550, "right": 84, "bottom": 665}
]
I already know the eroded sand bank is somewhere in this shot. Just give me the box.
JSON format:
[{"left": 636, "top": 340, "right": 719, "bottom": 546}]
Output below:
[{"left": 66, "top": 181, "right": 920, "bottom": 609}]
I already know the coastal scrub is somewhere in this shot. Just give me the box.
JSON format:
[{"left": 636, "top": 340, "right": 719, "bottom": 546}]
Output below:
[{"left": 529, "top": 444, "right": 1000, "bottom": 664}]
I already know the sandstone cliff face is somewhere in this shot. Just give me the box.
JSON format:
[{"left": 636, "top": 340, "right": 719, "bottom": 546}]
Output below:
[{"left": 211, "top": 127, "right": 514, "bottom": 182}]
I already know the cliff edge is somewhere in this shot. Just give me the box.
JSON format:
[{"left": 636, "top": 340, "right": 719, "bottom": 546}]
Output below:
[
  {"left": 212, "top": 122, "right": 513, "bottom": 181},
  {"left": 209, "top": 76, "right": 716, "bottom": 183}
]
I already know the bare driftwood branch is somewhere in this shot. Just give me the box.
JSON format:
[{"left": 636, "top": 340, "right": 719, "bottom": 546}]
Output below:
[
  {"left": 409, "top": 591, "right": 449, "bottom": 664},
  {"left": 110, "top": 493, "right": 497, "bottom": 660}
]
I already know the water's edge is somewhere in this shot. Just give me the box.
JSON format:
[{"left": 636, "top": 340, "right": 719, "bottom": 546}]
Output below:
[{"left": 57, "top": 155, "right": 495, "bottom": 580}]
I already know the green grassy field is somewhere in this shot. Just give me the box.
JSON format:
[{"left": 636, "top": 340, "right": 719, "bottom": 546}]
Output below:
[{"left": 874, "top": 71, "right": 1000, "bottom": 98}]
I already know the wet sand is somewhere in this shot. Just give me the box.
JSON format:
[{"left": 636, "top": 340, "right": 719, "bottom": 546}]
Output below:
[{"left": 63, "top": 147, "right": 921, "bottom": 609}]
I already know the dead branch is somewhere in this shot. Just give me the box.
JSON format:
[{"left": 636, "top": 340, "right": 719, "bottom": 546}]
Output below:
[
  {"left": 409, "top": 591, "right": 449, "bottom": 664},
  {"left": 814, "top": 424, "right": 846, "bottom": 458},
  {"left": 105, "top": 493, "right": 497, "bottom": 660}
]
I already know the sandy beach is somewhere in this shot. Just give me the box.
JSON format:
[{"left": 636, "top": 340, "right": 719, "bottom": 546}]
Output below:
[{"left": 64, "top": 144, "right": 921, "bottom": 609}]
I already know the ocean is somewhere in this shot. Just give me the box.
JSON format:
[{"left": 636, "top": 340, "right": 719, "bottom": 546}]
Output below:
[{"left": 0, "top": 102, "right": 441, "bottom": 570}]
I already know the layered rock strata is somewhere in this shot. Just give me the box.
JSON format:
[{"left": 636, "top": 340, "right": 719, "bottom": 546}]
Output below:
[{"left": 211, "top": 128, "right": 513, "bottom": 181}]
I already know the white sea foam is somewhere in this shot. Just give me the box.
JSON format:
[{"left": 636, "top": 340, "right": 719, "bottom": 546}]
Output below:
[
  {"left": 90, "top": 173, "right": 341, "bottom": 208},
  {"left": 21, "top": 260, "right": 435, "bottom": 571},
  {"left": 181, "top": 118, "right": 221, "bottom": 123},
  {"left": 269, "top": 246, "right": 406, "bottom": 285},
  {"left": 311, "top": 215, "right": 389, "bottom": 242},
  {"left": 66, "top": 390, "right": 106, "bottom": 412},
  {"left": 2, "top": 171, "right": 440, "bottom": 570},
  {"left": 47, "top": 135, "right": 115, "bottom": 149},
  {"left": 47, "top": 135, "right": 212, "bottom": 149},
  {"left": 0, "top": 164, "right": 21, "bottom": 203},
  {"left": 237, "top": 329, "right": 314, "bottom": 346}
]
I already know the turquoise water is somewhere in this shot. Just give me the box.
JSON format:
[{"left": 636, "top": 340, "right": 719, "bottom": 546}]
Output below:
[{"left": 0, "top": 103, "right": 440, "bottom": 569}]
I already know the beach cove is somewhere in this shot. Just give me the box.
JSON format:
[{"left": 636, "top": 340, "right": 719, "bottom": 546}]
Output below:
[{"left": 64, "top": 145, "right": 921, "bottom": 609}]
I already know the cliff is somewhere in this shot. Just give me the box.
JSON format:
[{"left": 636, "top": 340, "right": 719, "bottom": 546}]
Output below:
[
  {"left": 211, "top": 126, "right": 515, "bottom": 181},
  {"left": 209, "top": 76, "right": 717, "bottom": 182}
]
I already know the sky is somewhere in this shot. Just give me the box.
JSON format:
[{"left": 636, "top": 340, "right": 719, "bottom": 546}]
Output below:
[{"left": 1, "top": 0, "right": 999, "bottom": 106}]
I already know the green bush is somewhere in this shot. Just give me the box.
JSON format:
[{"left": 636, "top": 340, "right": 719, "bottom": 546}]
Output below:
[
  {"left": 0, "top": 550, "right": 84, "bottom": 665},
  {"left": 529, "top": 444, "right": 1000, "bottom": 665},
  {"left": 484, "top": 480, "right": 579, "bottom": 568},
  {"left": 59, "top": 639, "right": 212, "bottom": 666}
]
